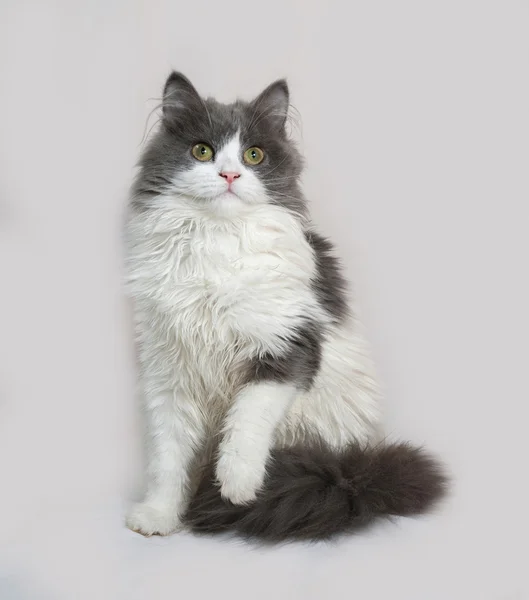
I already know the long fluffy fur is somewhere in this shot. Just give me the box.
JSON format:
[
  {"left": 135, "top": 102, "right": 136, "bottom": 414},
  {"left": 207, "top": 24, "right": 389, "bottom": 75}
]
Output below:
[
  {"left": 185, "top": 441, "right": 447, "bottom": 542},
  {"left": 125, "top": 72, "right": 448, "bottom": 541}
]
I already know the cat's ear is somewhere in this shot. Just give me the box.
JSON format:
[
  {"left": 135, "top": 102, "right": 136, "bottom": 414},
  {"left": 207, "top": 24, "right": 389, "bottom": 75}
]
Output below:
[
  {"left": 250, "top": 79, "right": 290, "bottom": 131},
  {"left": 162, "top": 71, "right": 203, "bottom": 121}
]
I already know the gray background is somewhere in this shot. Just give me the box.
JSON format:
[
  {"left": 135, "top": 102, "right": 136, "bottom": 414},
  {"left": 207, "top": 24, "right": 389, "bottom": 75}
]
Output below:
[{"left": 0, "top": 1, "right": 527, "bottom": 599}]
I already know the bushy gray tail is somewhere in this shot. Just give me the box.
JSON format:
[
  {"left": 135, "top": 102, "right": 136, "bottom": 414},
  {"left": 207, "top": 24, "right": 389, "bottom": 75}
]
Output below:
[{"left": 184, "top": 441, "right": 448, "bottom": 543}]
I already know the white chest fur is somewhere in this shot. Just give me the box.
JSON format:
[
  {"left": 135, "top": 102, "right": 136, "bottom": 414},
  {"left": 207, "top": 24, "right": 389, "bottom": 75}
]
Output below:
[{"left": 125, "top": 197, "right": 324, "bottom": 401}]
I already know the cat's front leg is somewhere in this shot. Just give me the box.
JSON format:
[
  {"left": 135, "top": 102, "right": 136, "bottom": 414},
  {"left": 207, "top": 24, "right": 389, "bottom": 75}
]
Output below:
[
  {"left": 217, "top": 324, "right": 320, "bottom": 505},
  {"left": 216, "top": 381, "right": 297, "bottom": 505},
  {"left": 126, "top": 387, "right": 205, "bottom": 536}
]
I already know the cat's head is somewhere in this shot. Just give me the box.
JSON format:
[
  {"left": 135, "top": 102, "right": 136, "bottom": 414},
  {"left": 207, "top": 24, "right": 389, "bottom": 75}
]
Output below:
[{"left": 133, "top": 72, "right": 305, "bottom": 217}]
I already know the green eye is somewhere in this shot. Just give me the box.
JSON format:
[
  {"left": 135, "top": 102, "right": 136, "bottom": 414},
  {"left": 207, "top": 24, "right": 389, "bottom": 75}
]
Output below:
[
  {"left": 243, "top": 146, "right": 264, "bottom": 165},
  {"left": 192, "top": 143, "right": 213, "bottom": 161}
]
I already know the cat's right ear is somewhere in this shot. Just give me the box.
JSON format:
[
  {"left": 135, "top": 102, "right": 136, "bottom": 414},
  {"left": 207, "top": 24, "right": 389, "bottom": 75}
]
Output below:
[{"left": 162, "top": 71, "right": 202, "bottom": 121}]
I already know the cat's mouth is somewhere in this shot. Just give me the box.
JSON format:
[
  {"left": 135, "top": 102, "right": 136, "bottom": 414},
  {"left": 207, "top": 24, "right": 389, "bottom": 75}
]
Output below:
[{"left": 215, "top": 190, "right": 241, "bottom": 201}]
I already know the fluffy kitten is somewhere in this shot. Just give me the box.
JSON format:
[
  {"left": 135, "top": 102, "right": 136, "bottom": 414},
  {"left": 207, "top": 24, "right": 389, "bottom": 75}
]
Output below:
[{"left": 124, "top": 72, "right": 446, "bottom": 542}]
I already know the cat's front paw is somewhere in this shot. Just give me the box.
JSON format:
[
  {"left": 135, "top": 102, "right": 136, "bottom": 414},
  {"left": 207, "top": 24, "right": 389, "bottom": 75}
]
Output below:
[
  {"left": 126, "top": 502, "right": 181, "bottom": 537},
  {"left": 216, "top": 451, "right": 266, "bottom": 505}
]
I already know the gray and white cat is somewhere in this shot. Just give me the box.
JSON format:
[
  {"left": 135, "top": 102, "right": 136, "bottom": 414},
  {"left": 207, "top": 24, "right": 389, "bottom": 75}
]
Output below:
[{"left": 124, "top": 72, "right": 446, "bottom": 542}]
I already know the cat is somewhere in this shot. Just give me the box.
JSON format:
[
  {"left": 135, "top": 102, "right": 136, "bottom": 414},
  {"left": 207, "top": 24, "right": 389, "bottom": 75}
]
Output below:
[{"left": 124, "top": 72, "right": 447, "bottom": 542}]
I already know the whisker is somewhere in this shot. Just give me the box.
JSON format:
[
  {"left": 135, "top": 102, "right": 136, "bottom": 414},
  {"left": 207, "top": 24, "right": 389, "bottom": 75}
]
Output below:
[
  {"left": 265, "top": 175, "right": 300, "bottom": 183},
  {"left": 139, "top": 100, "right": 165, "bottom": 146},
  {"left": 269, "top": 190, "right": 303, "bottom": 200},
  {"left": 285, "top": 104, "right": 303, "bottom": 140},
  {"left": 140, "top": 115, "right": 163, "bottom": 147},
  {"left": 250, "top": 107, "right": 288, "bottom": 131},
  {"left": 265, "top": 154, "right": 291, "bottom": 177}
]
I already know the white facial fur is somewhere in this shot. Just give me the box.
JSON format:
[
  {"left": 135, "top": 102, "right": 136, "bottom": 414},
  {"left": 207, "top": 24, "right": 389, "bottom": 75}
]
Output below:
[{"left": 170, "top": 132, "right": 269, "bottom": 209}]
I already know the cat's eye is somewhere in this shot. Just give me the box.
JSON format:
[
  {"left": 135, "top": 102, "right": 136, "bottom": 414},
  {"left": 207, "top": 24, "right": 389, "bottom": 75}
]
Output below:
[
  {"left": 192, "top": 143, "right": 213, "bottom": 162},
  {"left": 243, "top": 146, "right": 264, "bottom": 165}
]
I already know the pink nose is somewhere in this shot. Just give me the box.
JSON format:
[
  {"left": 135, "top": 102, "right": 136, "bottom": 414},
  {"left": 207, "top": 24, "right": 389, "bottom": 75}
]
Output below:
[{"left": 219, "top": 171, "right": 241, "bottom": 185}]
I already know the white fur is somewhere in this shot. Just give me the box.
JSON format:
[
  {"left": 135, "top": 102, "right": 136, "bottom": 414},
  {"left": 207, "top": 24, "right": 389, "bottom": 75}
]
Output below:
[
  {"left": 217, "top": 382, "right": 297, "bottom": 504},
  {"left": 277, "top": 318, "right": 381, "bottom": 449},
  {"left": 170, "top": 131, "right": 269, "bottom": 210},
  {"left": 124, "top": 133, "right": 381, "bottom": 535},
  {"left": 125, "top": 389, "right": 205, "bottom": 535}
]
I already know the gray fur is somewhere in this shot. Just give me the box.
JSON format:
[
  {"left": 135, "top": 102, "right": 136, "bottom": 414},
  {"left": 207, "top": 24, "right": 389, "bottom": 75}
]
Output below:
[
  {"left": 185, "top": 440, "right": 448, "bottom": 543},
  {"left": 132, "top": 72, "right": 306, "bottom": 217},
  {"left": 305, "top": 230, "right": 349, "bottom": 322},
  {"left": 130, "top": 73, "right": 448, "bottom": 543},
  {"left": 133, "top": 73, "right": 349, "bottom": 325},
  {"left": 246, "top": 321, "right": 323, "bottom": 391}
]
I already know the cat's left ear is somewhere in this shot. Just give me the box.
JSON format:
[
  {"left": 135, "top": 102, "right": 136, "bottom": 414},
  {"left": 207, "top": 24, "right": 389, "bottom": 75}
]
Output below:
[
  {"left": 162, "top": 71, "right": 203, "bottom": 121},
  {"left": 250, "top": 79, "right": 290, "bottom": 132}
]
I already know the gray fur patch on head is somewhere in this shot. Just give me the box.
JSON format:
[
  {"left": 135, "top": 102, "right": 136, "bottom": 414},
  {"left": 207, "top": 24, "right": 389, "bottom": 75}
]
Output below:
[{"left": 132, "top": 71, "right": 306, "bottom": 217}]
